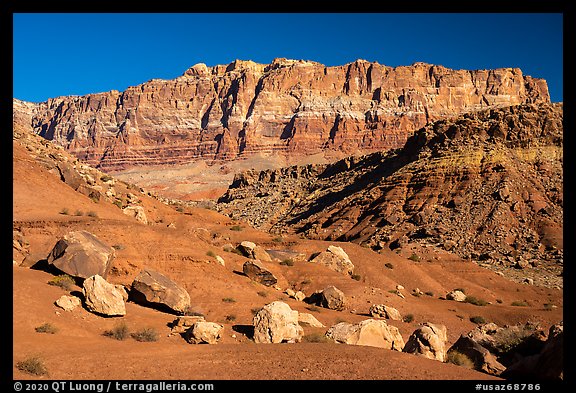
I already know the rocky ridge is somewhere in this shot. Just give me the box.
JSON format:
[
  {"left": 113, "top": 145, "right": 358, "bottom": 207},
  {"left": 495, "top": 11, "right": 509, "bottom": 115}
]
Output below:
[
  {"left": 216, "top": 103, "right": 563, "bottom": 287},
  {"left": 14, "top": 58, "right": 549, "bottom": 171}
]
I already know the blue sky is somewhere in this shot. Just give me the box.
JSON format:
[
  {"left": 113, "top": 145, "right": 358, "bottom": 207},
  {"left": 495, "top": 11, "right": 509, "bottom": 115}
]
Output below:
[{"left": 13, "top": 13, "right": 563, "bottom": 103}]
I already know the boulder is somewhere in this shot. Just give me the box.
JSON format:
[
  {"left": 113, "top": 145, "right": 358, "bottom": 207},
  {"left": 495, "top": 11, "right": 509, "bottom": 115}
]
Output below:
[
  {"left": 47, "top": 231, "right": 115, "bottom": 279},
  {"left": 403, "top": 322, "right": 448, "bottom": 361},
  {"left": 185, "top": 321, "right": 224, "bottom": 344},
  {"left": 501, "top": 323, "right": 563, "bottom": 380},
  {"left": 242, "top": 260, "right": 277, "bottom": 286},
  {"left": 130, "top": 268, "right": 191, "bottom": 314},
  {"left": 446, "top": 290, "right": 467, "bottom": 302},
  {"left": 310, "top": 245, "right": 354, "bottom": 275},
  {"left": 319, "top": 286, "right": 346, "bottom": 311},
  {"left": 447, "top": 335, "right": 506, "bottom": 376},
  {"left": 169, "top": 315, "right": 206, "bottom": 336},
  {"left": 326, "top": 319, "right": 405, "bottom": 351},
  {"left": 369, "top": 304, "right": 402, "bottom": 321},
  {"left": 252, "top": 301, "right": 303, "bottom": 343},
  {"left": 237, "top": 241, "right": 272, "bottom": 262},
  {"left": 122, "top": 205, "right": 148, "bottom": 224},
  {"left": 55, "top": 295, "right": 82, "bottom": 312},
  {"left": 82, "top": 274, "right": 126, "bottom": 316},
  {"left": 298, "top": 312, "right": 325, "bottom": 328}
]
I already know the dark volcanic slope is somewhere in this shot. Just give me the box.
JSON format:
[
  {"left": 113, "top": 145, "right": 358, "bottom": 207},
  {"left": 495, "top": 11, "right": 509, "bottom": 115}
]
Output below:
[{"left": 217, "top": 103, "right": 563, "bottom": 286}]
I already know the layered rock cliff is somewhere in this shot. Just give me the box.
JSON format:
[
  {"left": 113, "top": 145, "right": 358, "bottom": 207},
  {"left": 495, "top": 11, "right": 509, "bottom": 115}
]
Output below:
[
  {"left": 15, "top": 58, "right": 549, "bottom": 170},
  {"left": 216, "top": 103, "right": 563, "bottom": 285}
]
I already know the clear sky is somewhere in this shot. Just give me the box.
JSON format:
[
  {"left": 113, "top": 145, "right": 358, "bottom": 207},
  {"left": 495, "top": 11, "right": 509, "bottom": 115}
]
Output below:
[{"left": 13, "top": 13, "right": 563, "bottom": 103}]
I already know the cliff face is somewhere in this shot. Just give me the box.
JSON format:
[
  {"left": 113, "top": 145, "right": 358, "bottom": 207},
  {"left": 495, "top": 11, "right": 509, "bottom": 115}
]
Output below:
[
  {"left": 216, "top": 102, "right": 563, "bottom": 285},
  {"left": 16, "top": 58, "right": 549, "bottom": 170}
]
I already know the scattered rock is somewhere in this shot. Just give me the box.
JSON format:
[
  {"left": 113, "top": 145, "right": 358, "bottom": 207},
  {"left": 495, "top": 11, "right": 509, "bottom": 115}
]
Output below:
[
  {"left": 307, "top": 285, "right": 346, "bottom": 311},
  {"left": 82, "top": 274, "right": 126, "bottom": 316},
  {"left": 130, "top": 268, "right": 191, "bottom": 314},
  {"left": 446, "top": 290, "right": 467, "bottom": 302},
  {"left": 326, "top": 319, "right": 405, "bottom": 351},
  {"left": 169, "top": 315, "right": 206, "bottom": 336},
  {"left": 309, "top": 245, "right": 354, "bottom": 275},
  {"left": 122, "top": 205, "right": 148, "bottom": 224},
  {"left": 237, "top": 241, "right": 272, "bottom": 262},
  {"left": 298, "top": 312, "right": 325, "bottom": 327},
  {"left": 55, "top": 295, "right": 82, "bottom": 312},
  {"left": 447, "top": 335, "right": 506, "bottom": 376},
  {"left": 215, "top": 255, "right": 225, "bottom": 266},
  {"left": 47, "top": 231, "right": 116, "bottom": 279},
  {"left": 184, "top": 321, "right": 224, "bottom": 344},
  {"left": 369, "top": 304, "right": 402, "bottom": 321},
  {"left": 252, "top": 301, "right": 303, "bottom": 343},
  {"left": 242, "top": 260, "right": 278, "bottom": 286},
  {"left": 403, "top": 322, "right": 448, "bottom": 361}
]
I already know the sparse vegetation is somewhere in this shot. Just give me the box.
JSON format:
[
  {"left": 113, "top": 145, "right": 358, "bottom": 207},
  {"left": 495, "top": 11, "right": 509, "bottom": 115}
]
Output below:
[
  {"left": 351, "top": 273, "right": 361, "bottom": 281},
  {"left": 403, "top": 314, "right": 414, "bottom": 323},
  {"left": 447, "top": 350, "right": 475, "bottom": 369},
  {"left": 272, "top": 236, "right": 283, "bottom": 243},
  {"left": 35, "top": 323, "right": 58, "bottom": 334},
  {"left": 305, "top": 305, "right": 321, "bottom": 313},
  {"left": 74, "top": 209, "right": 84, "bottom": 216},
  {"left": 100, "top": 175, "right": 114, "bottom": 182},
  {"left": 301, "top": 279, "right": 311, "bottom": 285},
  {"left": 543, "top": 303, "right": 555, "bottom": 311},
  {"left": 131, "top": 327, "right": 159, "bottom": 342},
  {"left": 511, "top": 300, "right": 529, "bottom": 307},
  {"left": 113, "top": 200, "right": 123, "bottom": 209},
  {"left": 302, "top": 332, "right": 331, "bottom": 343},
  {"left": 87, "top": 210, "right": 98, "bottom": 217},
  {"left": 183, "top": 307, "right": 205, "bottom": 317},
  {"left": 230, "top": 225, "right": 243, "bottom": 231},
  {"left": 103, "top": 321, "right": 130, "bottom": 341},
  {"left": 464, "top": 296, "right": 488, "bottom": 306},
  {"left": 16, "top": 356, "right": 48, "bottom": 376},
  {"left": 425, "top": 291, "right": 434, "bottom": 297},
  {"left": 222, "top": 297, "right": 236, "bottom": 303},
  {"left": 384, "top": 262, "right": 394, "bottom": 269},
  {"left": 59, "top": 208, "right": 70, "bottom": 215},
  {"left": 48, "top": 274, "right": 76, "bottom": 291},
  {"left": 408, "top": 253, "right": 420, "bottom": 262},
  {"left": 251, "top": 307, "right": 262, "bottom": 315},
  {"left": 206, "top": 250, "right": 216, "bottom": 257},
  {"left": 470, "top": 316, "right": 487, "bottom": 324},
  {"left": 257, "top": 291, "right": 268, "bottom": 298},
  {"left": 225, "top": 314, "right": 236, "bottom": 322},
  {"left": 280, "top": 259, "right": 294, "bottom": 266}
]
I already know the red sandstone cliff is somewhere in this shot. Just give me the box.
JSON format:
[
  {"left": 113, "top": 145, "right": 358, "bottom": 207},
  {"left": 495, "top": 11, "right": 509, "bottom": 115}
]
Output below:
[{"left": 15, "top": 58, "right": 550, "bottom": 170}]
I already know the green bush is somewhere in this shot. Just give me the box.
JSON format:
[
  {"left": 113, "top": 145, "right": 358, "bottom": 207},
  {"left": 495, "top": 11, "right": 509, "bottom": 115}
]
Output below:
[
  {"left": 48, "top": 274, "right": 76, "bottom": 291},
  {"left": 511, "top": 300, "right": 529, "bottom": 307},
  {"left": 16, "top": 356, "right": 48, "bottom": 376},
  {"left": 131, "top": 327, "right": 159, "bottom": 342},
  {"left": 35, "top": 323, "right": 58, "bottom": 334},
  {"left": 222, "top": 297, "right": 236, "bottom": 303},
  {"left": 470, "top": 316, "right": 486, "bottom": 324},
  {"left": 464, "top": 296, "right": 489, "bottom": 306},
  {"left": 206, "top": 250, "right": 216, "bottom": 257},
  {"left": 103, "top": 322, "right": 130, "bottom": 341},
  {"left": 230, "top": 225, "right": 243, "bottom": 231},
  {"left": 447, "top": 350, "right": 475, "bottom": 369},
  {"left": 408, "top": 253, "right": 420, "bottom": 262}
]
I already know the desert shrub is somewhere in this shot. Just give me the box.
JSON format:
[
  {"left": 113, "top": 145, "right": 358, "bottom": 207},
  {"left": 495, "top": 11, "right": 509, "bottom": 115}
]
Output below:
[
  {"left": 301, "top": 279, "right": 312, "bottom": 285},
  {"left": 257, "top": 291, "right": 268, "bottom": 298},
  {"left": 384, "top": 262, "right": 394, "bottom": 269},
  {"left": 74, "top": 210, "right": 83, "bottom": 216},
  {"left": 447, "top": 350, "right": 475, "bottom": 369},
  {"left": 87, "top": 210, "right": 98, "bottom": 217},
  {"left": 351, "top": 274, "right": 361, "bottom": 281},
  {"left": 100, "top": 175, "right": 114, "bottom": 182},
  {"left": 543, "top": 303, "right": 555, "bottom": 311},
  {"left": 272, "top": 236, "right": 283, "bottom": 243},
  {"left": 229, "top": 225, "right": 243, "bottom": 231},
  {"left": 225, "top": 314, "right": 236, "bottom": 322},
  {"left": 59, "top": 208, "right": 70, "bottom": 215},
  {"left": 464, "top": 296, "right": 489, "bottom": 306},
  {"left": 511, "top": 300, "right": 529, "bottom": 307},
  {"left": 48, "top": 274, "right": 75, "bottom": 291},
  {"left": 222, "top": 297, "right": 236, "bottom": 303},
  {"left": 131, "top": 327, "right": 159, "bottom": 342},
  {"left": 280, "top": 259, "right": 294, "bottom": 266},
  {"left": 103, "top": 322, "right": 130, "bottom": 341},
  {"left": 408, "top": 253, "right": 420, "bottom": 262},
  {"left": 206, "top": 250, "right": 216, "bottom": 257},
  {"left": 183, "top": 306, "right": 205, "bottom": 317},
  {"left": 16, "top": 356, "right": 48, "bottom": 376},
  {"left": 470, "top": 316, "right": 486, "bottom": 324},
  {"left": 302, "top": 332, "right": 331, "bottom": 343},
  {"left": 403, "top": 314, "right": 415, "bottom": 323},
  {"left": 35, "top": 323, "right": 58, "bottom": 334},
  {"left": 113, "top": 200, "right": 123, "bottom": 209},
  {"left": 425, "top": 291, "right": 434, "bottom": 297}
]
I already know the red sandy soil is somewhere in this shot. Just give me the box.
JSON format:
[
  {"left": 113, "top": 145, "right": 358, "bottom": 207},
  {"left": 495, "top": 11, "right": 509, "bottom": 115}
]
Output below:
[{"left": 12, "top": 141, "right": 562, "bottom": 381}]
